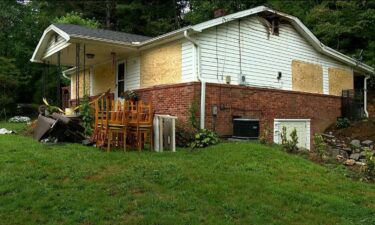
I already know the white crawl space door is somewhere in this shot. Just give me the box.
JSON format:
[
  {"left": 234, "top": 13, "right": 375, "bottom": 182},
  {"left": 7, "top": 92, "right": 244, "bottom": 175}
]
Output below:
[{"left": 273, "top": 119, "right": 311, "bottom": 150}]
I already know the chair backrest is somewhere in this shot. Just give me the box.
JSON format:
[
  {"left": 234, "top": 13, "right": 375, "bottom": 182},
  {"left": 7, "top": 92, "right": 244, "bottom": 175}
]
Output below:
[
  {"left": 94, "top": 92, "right": 113, "bottom": 128},
  {"left": 137, "top": 100, "right": 153, "bottom": 126}
]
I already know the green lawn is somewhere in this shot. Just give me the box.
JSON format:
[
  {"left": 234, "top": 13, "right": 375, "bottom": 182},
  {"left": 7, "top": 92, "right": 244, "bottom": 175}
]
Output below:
[{"left": 0, "top": 122, "right": 374, "bottom": 225}]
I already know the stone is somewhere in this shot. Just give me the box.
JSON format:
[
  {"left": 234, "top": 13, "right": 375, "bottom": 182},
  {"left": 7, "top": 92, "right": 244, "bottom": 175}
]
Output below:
[
  {"left": 359, "top": 158, "right": 367, "bottom": 163},
  {"left": 343, "top": 147, "right": 352, "bottom": 153},
  {"left": 355, "top": 162, "right": 366, "bottom": 167},
  {"left": 82, "top": 139, "right": 92, "bottom": 146},
  {"left": 360, "top": 151, "right": 367, "bottom": 158},
  {"left": 350, "top": 139, "right": 361, "bottom": 148},
  {"left": 339, "top": 150, "right": 349, "bottom": 159},
  {"left": 362, "top": 140, "right": 373, "bottom": 146},
  {"left": 344, "top": 159, "right": 356, "bottom": 166},
  {"left": 349, "top": 153, "right": 360, "bottom": 161}
]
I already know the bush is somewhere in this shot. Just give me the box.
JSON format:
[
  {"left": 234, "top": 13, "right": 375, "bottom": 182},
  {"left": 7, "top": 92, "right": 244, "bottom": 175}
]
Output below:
[
  {"left": 363, "top": 147, "right": 375, "bottom": 180},
  {"left": 336, "top": 117, "right": 350, "bottom": 129},
  {"left": 313, "top": 133, "right": 327, "bottom": 160},
  {"left": 191, "top": 129, "right": 219, "bottom": 149},
  {"left": 281, "top": 127, "right": 299, "bottom": 153},
  {"left": 176, "top": 120, "right": 197, "bottom": 147},
  {"left": 79, "top": 95, "right": 94, "bottom": 137},
  {"left": 123, "top": 90, "right": 139, "bottom": 101}
]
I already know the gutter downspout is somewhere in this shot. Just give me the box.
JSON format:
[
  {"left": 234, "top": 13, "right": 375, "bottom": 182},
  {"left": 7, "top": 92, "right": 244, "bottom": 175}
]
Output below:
[
  {"left": 184, "top": 30, "right": 205, "bottom": 129},
  {"left": 364, "top": 76, "right": 370, "bottom": 118}
]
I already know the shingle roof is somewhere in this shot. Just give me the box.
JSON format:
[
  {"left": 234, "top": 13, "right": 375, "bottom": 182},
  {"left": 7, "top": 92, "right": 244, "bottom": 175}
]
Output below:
[{"left": 53, "top": 23, "right": 152, "bottom": 43}]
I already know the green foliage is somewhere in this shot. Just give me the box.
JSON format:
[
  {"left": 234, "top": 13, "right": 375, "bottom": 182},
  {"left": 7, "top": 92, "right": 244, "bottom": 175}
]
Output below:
[
  {"left": 123, "top": 90, "right": 139, "bottom": 101},
  {"left": 313, "top": 133, "right": 327, "bottom": 160},
  {"left": 188, "top": 101, "right": 199, "bottom": 130},
  {"left": 175, "top": 120, "right": 197, "bottom": 147},
  {"left": 1, "top": 121, "right": 375, "bottom": 224},
  {"left": 54, "top": 12, "right": 100, "bottom": 28},
  {"left": 363, "top": 147, "right": 375, "bottom": 180},
  {"left": 281, "top": 127, "right": 299, "bottom": 153},
  {"left": 336, "top": 117, "right": 350, "bottom": 129},
  {"left": 79, "top": 95, "right": 94, "bottom": 137},
  {"left": 190, "top": 129, "right": 219, "bottom": 149},
  {"left": 0, "top": 57, "right": 20, "bottom": 117}
]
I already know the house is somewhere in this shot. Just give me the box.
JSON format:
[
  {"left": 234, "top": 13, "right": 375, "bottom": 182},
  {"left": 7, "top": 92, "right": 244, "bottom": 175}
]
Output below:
[{"left": 31, "top": 6, "right": 374, "bottom": 150}]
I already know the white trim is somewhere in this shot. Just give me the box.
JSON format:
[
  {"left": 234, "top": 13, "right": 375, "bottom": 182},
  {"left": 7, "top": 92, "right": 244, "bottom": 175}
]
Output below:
[
  {"left": 115, "top": 60, "right": 126, "bottom": 99},
  {"left": 273, "top": 119, "right": 311, "bottom": 150},
  {"left": 274, "top": 119, "right": 311, "bottom": 122}
]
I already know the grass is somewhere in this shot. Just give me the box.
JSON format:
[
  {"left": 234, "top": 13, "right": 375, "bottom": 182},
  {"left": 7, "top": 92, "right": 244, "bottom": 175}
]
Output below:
[{"left": 0, "top": 122, "right": 374, "bottom": 225}]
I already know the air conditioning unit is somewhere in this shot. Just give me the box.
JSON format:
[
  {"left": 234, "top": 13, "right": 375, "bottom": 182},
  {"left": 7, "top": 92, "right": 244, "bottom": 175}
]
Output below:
[
  {"left": 239, "top": 74, "right": 246, "bottom": 85},
  {"left": 233, "top": 118, "right": 260, "bottom": 139}
]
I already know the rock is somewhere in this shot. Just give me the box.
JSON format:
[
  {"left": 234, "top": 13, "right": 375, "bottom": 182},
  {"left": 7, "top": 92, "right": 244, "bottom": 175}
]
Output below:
[
  {"left": 339, "top": 150, "right": 349, "bottom": 159},
  {"left": 355, "top": 162, "right": 366, "bottom": 167},
  {"left": 344, "top": 159, "right": 356, "bottom": 166},
  {"left": 359, "top": 158, "right": 367, "bottom": 163},
  {"left": 350, "top": 139, "right": 361, "bottom": 148},
  {"left": 343, "top": 147, "right": 352, "bottom": 153},
  {"left": 360, "top": 151, "right": 367, "bottom": 158},
  {"left": 82, "top": 139, "right": 92, "bottom": 146},
  {"left": 349, "top": 153, "right": 360, "bottom": 161},
  {"left": 362, "top": 140, "right": 373, "bottom": 146},
  {"left": 336, "top": 155, "right": 345, "bottom": 162}
]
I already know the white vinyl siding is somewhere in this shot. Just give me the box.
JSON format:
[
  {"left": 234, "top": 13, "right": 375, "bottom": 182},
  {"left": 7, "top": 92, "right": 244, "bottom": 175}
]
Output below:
[
  {"left": 181, "top": 40, "right": 196, "bottom": 82},
  {"left": 190, "top": 16, "right": 352, "bottom": 94},
  {"left": 125, "top": 56, "right": 141, "bottom": 90},
  {"left": 44, "top": 34, "right": 68, "bottom": 58}
]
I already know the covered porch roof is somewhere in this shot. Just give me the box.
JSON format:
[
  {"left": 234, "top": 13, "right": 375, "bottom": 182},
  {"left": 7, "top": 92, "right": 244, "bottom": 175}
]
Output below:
[{"left": 30, "top": 24, "right": 152, "bottom": 67}]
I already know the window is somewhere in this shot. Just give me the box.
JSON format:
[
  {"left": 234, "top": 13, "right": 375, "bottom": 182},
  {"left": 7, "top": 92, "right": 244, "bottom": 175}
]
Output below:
[{"left": 117, "top": 62, "right": 125, "bottom": 98}]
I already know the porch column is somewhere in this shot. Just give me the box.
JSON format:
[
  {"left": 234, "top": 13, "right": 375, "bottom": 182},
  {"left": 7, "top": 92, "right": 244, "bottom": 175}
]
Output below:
[
  {"left": 75, "top": 43, "right": 81, "bottom": 105},
  {"left": 56, "top": 51, "right": 61, "bottom": 107}
]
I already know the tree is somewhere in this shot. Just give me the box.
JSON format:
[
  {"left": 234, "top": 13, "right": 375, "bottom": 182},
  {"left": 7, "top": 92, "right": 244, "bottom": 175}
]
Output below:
[
  {"left": 54, "top": 12, "right": 100, "bottom": 28},
  {"left": 0, "top": 57, "right": 20, "bottom": 116}
]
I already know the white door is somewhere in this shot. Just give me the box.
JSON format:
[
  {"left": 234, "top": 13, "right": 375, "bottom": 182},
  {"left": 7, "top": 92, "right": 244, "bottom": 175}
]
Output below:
[
  {"left": 116, "top": 60, "right": 126, "bottom": 99},
  {"left": 274, "top": 119, "right": 311, "bottom": 150}
]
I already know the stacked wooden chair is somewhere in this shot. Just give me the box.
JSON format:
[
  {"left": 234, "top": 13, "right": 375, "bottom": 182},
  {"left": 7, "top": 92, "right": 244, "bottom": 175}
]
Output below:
[{"left": 92, "top": 93, "right": 153, "bottom": 152}]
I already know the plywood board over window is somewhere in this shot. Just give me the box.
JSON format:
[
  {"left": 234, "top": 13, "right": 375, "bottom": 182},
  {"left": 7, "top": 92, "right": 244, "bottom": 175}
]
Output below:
[
  {"left": 292, "top": 60, "right": 323, "bottom": 94},
  {"left": 140, "top": 41, "right": 182, "bottom": 88},
  {"left": 328, "top": 67, "right": 353, "bottom": 96}
]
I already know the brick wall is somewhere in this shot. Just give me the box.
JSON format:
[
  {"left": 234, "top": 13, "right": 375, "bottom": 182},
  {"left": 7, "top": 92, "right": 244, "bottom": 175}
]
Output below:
[
  {"left": 136, "top": 82, "right": 342, "bottom": 142},
  {"left": 204, "top": 83, "right": 341, "bottom": 141}
]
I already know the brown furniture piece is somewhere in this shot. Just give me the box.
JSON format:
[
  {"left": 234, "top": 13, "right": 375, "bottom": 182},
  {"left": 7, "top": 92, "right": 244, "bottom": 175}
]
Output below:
[{"left": 92, "top": 94, "right": 153, "bottom": 152}]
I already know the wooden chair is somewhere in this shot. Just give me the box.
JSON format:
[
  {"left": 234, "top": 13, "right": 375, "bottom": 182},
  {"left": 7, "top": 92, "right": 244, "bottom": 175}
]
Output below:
[
  {"left": 106, "top": 100, "right": 128, "bottom": 152},
  {"left": 92, "top": 92, "right": 113, "bottom": 148},
  {"left": 136, "top": 100, "right": 154, "bottom": 151}
]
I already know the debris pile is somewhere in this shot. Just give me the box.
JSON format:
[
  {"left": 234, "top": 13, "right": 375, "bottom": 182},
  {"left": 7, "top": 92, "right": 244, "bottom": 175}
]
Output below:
[
  {"left": 323, "top": 133, "right": 374, "bottom": 167},
  {"left": 33, "top": 113, "right": 86, "bottom": 143},
  {"left": 9, "top": 116, "right": 31, "bottom": 123},
  {"left": 0, "top": 128, "right": 15, "bottom": 135}
]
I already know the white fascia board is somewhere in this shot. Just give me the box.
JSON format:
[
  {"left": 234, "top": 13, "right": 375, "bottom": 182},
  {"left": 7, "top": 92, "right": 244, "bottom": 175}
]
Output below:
[
  {"left": 30, "top": 25, "right": 70, "bottom": 63},
  {"left": 192, "top": 6, "right": 267, "bottom": 31},
  {"left": 69, "top": 34, "right": 138, "bottom": 49}
]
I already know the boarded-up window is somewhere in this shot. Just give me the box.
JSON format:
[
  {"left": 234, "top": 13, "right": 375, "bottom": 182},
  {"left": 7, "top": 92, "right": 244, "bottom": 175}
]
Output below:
[
  {"left": 292, "top": 60, "right": 323, "bottom": 94},
  {"left": 328, "top": 67, "right": 353, "bottom": 96},
  {"left": 140, "top": 41, "right": 182, "bottom": 88}
]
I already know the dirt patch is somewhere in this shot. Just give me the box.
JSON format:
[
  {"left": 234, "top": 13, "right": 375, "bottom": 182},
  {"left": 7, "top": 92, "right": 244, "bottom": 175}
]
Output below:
[{"left": 326, "top": 118, "right": 375, "bottom": 141}]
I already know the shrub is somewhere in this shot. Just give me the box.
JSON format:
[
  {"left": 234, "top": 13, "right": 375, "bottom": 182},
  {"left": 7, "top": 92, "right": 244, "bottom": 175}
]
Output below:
[
  {"left": 191, "top": 129, "right": 219, "bottom": 149},
  {"left": 79, "top": 95, "right": 94, "bottom": 137},
  {"left": 336, "top": 117, "right": 350, "bottom": 129},
  {"left": 363, "top": 147, "right": 375, "bottom": 180},
  {"left": 176, "top": 120, "right": 196, "bottom": 147},
  {"left": 313, "top": 133, "right": 327, "bottom": 160},
  {"left": 281, "top": 127, "right": 299, "bottom": 153},
  {"left": 188, "top": 101, "right": 199, "bottom": 130}
]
